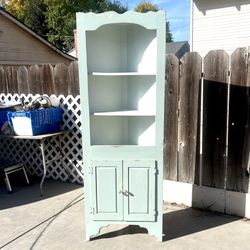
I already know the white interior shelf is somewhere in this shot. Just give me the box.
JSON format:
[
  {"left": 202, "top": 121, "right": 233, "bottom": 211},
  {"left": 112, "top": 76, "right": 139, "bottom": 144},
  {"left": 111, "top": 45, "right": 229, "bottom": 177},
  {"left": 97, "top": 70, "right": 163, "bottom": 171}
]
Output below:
[
  {"left": 91, "top": 110, "right": 155, "bottom": 116},
  {"left": 89, "top": 72, "right": 156, "bottom": 76},
  {"left": 90, "top": 116, "right": 155, "bottom": 146},
  {"left": 86, "top": 24, "right": 156, "bottom": 73},
  {"left": 85, "top": 22, "right": 158, "bottom": 146}
]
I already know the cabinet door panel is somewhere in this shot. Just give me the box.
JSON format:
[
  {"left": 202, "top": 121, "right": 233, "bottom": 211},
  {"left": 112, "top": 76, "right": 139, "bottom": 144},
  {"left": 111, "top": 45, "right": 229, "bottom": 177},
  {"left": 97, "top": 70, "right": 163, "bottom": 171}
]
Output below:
[
  {"left": 123, "top": 160, "right": 156, "bottom": 221},
  {"left": 91, "top": 160, "right": 123, "bottom": 221}
]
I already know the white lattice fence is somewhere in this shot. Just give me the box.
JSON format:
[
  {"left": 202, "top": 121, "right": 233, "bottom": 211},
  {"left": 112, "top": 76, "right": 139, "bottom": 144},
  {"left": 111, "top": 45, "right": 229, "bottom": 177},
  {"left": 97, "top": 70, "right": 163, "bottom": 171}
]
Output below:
[{"left": 0, "top": 93, "right": 83, "bottom": 184}]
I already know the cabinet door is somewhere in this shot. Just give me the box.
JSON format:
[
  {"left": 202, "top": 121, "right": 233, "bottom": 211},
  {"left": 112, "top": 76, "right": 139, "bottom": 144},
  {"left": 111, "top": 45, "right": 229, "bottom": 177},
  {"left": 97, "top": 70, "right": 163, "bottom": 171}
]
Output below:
[
  {"left": 91, "top": 160, "right": 123, "bottom": 221},
  {"left": 123, "top": 160, "right": 157, "bottom": 221}
]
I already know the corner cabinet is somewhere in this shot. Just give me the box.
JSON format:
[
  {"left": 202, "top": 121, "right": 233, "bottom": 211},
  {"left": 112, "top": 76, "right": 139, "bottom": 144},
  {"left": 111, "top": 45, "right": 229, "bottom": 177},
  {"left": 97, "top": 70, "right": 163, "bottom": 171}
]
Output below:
[{"left": 76, "top": 11, "right": 166, "bottom": 241}]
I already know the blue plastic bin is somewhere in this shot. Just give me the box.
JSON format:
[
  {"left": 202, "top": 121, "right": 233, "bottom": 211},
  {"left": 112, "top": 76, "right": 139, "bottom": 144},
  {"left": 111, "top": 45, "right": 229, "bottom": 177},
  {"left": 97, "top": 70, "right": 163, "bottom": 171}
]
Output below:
[
  {"left": 0, "top": 109, "right": 11, "bottom": 130},
  {"left": 8, "top": 107, "right": 63, "bottom": 136}
]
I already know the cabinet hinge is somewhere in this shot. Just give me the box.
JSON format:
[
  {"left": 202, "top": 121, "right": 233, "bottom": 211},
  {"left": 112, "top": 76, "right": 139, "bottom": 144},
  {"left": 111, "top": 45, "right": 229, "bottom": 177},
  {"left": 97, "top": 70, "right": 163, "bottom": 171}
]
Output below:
[
  {"left": 154, "top": 166, "right": 159, "bottom": 175},
  {"left": 154, "top": 209, "right": 158, "bottom": 216},
  {"left": 89, "top": 166, "right": 93, "bottom": 175},
  {"left": 90, "top": 207, "right": 95, "bottom": 215}
]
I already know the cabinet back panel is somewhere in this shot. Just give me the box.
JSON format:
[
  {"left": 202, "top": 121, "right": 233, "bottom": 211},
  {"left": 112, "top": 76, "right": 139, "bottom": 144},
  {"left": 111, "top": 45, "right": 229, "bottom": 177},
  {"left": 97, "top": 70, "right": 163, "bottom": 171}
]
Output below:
[
  {"left": 90, "top": 116, "right": 155, "bottom": 145},
  {"left": 128, "top": 77, "right": 156, "bottom": 113},
  {"left": 86, "top": 24, "right": 156, "bottom": 73},
  {"left": 86, "top": 25, "right": 126, "bottom": 72},
  {"left": 127, "top": 26, "right": 156, "bottom": 73},
  {"left": 90, "top": 116, "right": 128, "bottom": 145},
  {"left": 88, "top": 76, "right": 127, "bottom": 113},
  {"left": 89, "top": 76, "right": 156, "bottom": 113}
]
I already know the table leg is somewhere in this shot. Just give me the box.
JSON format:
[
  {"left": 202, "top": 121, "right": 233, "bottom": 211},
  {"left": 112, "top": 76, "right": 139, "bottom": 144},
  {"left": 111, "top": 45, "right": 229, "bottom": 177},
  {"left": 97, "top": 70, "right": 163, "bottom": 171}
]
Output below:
[{"left": 39, "top": 139, "right": 46, "bottom": 196}]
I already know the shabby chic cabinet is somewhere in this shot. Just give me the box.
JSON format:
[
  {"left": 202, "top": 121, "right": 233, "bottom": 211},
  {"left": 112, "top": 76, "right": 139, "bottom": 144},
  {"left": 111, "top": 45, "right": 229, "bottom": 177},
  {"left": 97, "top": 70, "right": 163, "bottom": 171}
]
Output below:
[{"left": 76, "top": 11, "right": 166, "bottom": 241}]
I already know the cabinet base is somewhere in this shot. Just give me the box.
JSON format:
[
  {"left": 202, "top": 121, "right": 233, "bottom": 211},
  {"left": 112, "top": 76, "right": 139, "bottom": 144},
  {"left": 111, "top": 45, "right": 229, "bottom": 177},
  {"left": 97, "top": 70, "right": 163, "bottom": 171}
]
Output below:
[{"left": 86, "top": 221, "right": 163, "bottom": 242}]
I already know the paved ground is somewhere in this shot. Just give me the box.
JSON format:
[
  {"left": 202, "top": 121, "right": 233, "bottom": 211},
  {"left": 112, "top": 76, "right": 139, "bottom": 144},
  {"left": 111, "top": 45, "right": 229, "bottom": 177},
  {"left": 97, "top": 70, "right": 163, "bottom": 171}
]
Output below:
[{"left": 0, "top": 178, "right": 250, "bottom": 250}]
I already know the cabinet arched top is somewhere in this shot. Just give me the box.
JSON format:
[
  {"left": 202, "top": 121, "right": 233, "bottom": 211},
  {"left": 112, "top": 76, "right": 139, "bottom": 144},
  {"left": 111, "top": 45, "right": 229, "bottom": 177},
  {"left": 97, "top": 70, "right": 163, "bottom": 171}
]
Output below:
[{"left": 76, "top": 11, "right": 165, "bottom": 31}]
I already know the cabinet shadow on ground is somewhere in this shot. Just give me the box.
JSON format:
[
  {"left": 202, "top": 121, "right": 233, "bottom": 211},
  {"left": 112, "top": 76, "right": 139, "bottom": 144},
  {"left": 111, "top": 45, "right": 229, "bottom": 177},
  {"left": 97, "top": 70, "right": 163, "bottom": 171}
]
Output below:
[{"left": 91, "top": 207, "right": 239, "bottom": 242}]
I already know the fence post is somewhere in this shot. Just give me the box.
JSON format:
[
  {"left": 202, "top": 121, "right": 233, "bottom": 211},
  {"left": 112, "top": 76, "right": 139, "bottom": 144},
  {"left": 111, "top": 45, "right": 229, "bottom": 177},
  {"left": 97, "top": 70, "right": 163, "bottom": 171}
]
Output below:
[
  {"left": 0, "top": 66, "right": 7, "bottom": 94},
  {"left": 40, "top": 64, "right": 55, "bottom": 95},
  {"left": 202, "top": 50, "right": 229, "bottom": 189},
  {"left": 5, "top": 66, "right": 18, "bottom": 94},
  {"left": 164, "top": 54, "right": 179, "bottom": 180},
  {"left": 227, "top": 48, "right": 250, "bottom": 193},
  {"left": 178, "top": 52, "right": 202, "bottom": 183},
  {"left": 54, "top": 63, "right": 69, "bottom": 96},
  {"left": 28, "top": 65, "right": 42, "bottom": 94},
  {"left": 17, "top": 66, "right": 29, "bottom": 94},
  {"left": 68, "top": 61, "right": 79, "bottom": 96}
]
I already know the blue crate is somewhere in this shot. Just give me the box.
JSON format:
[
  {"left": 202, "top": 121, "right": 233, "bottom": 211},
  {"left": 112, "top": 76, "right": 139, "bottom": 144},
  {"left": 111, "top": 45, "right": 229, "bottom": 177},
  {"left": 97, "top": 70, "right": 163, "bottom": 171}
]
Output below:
[
  {"left": 7, "top": 107, "right": 63, "bottom": 136},
  {"left": 0, "top": 109, "right": 12, "bottom": 129}
]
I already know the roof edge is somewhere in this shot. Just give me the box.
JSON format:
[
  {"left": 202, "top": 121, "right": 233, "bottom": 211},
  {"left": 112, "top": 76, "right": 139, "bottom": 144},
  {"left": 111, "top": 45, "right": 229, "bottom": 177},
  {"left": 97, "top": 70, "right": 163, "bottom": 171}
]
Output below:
[{"left": 0, "top": 7, "right": 76, "bottom": 61}]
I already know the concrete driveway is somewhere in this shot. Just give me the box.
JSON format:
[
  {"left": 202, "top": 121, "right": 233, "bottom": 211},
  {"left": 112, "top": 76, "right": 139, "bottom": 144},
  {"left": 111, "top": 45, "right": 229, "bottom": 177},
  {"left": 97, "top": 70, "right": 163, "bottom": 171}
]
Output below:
[{"left": 0, "top": 179, "right": 249, "bottom": 250}]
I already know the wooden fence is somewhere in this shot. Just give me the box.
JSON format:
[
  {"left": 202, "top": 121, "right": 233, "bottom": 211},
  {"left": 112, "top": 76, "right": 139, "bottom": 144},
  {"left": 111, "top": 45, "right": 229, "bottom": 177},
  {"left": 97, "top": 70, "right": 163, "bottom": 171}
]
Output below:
[
  {"left": 0, "top": 48, "right": 249, "bottom": 193},
  {"left": 165, "top": 48, "right": 250, "bottom": 194},
  {"left": 0, "top": 62, "right": 79, "bottom": 96}
]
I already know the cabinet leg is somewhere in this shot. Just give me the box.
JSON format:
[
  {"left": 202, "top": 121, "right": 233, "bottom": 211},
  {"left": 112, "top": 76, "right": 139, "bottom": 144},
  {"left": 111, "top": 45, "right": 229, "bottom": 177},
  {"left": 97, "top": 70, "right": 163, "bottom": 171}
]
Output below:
[
  {"left": 85, "top": 223, "right": 110, "bottom": 241},
  {"left": 147, "top": 226, "right": 163, "bottom": 242}
]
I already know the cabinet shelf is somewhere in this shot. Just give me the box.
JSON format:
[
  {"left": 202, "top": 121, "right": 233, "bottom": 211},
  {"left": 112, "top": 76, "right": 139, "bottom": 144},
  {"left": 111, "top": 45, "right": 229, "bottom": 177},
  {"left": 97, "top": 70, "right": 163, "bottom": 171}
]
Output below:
[
  {"left": 90, "top": 116, "right": 155, "bottom": 146},
  {"left": 91, "top": 110, "right": 155, "bottom": 116},
  {"left": 89, "top": 72, "right": 156, "bottom": 76}
]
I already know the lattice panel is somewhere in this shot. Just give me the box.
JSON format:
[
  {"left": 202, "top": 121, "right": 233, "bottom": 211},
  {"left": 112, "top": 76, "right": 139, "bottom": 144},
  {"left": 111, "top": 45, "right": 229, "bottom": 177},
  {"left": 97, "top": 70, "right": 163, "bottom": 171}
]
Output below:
[{"left": 0, "top": 94, "right": 83, "bottom": 184}]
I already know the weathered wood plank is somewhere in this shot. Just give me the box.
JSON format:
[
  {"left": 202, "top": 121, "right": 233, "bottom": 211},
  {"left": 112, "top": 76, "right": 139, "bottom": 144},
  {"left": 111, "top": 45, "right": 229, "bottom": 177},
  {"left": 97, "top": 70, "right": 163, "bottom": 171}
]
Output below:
[
  {"left": 164, "top": 54, "right": 179, "bottom": 180},
  {"left": 202, "top": 50, "right": 229, "bottom": 189},
  {"left": 178, "top": 52, "right": 202, "bottom": 183},
  {"left": 203, "top": 50, "right": 229, "bottom": 83},
  {"left": 68, "top": 61, "right": 79, "bottom": 96},
  {"left": 54, "top": 63, "right": 69, "bottom": 96},
  {"left": 0, "top": 66, "right": 7, "bottom": 94},
  {"left": 28, "top": 65, "right": 42, "bottom": 94},
  {"left": 5, "top": 66, "right": 18, "bottom": 93},
  {"left": 227, "top": 48, "right": 250, "bottom": 192},
  {"left": 17, "top": 66, "right": 29, "bottom": 94},
  {"left": 231, "top": 48, "right": 249, "bottom": 87},
  {"left": 40, "top": 64, "right": 55, "bottom": 95}
]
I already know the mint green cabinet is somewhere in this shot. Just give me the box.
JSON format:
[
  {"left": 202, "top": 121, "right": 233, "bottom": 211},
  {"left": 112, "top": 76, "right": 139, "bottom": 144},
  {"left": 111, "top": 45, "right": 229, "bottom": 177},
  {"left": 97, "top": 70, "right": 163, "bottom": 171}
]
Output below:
[
  {"left": 77, "top": 11, "right": 166, "bottom": 241},
  {"left": 91, "top": 161, "right": 123, "bottom": 221},
  {"left": 91, "top": 160, "right": 157, "bottom": 222},
  {"left": 123, "top": 160, "right": 157, "bottom": 222}
]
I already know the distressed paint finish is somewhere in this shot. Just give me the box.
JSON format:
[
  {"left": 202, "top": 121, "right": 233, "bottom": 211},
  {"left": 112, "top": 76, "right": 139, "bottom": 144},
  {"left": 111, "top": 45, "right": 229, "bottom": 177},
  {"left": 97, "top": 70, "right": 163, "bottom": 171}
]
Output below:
[{"left": 77, "top": 11, "right": 166, "bottom": 241}]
